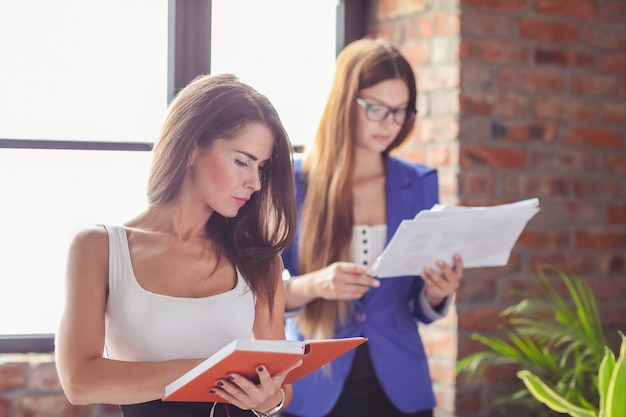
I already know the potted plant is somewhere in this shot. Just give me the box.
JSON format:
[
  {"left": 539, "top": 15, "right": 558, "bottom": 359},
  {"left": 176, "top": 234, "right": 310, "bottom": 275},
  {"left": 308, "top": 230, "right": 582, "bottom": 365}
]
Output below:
[
  {"left": 457, "top": 267, "right": 609, "bottom": 415},
  {"left": 518, "top": 330, "right": 625, "bottom": 417}
]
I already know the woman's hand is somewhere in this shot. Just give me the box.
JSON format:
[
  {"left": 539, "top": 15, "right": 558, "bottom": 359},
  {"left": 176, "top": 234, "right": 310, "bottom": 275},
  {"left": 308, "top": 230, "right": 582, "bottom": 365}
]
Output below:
[
  {"left": 313, "top": 262, "right": 380, "bottom": 301},
  {"left": 421, "top": 253, "right": 464, "bottom": 306},
  {"left": 209, "top": 359, "right": 303, "bottom": 412}
]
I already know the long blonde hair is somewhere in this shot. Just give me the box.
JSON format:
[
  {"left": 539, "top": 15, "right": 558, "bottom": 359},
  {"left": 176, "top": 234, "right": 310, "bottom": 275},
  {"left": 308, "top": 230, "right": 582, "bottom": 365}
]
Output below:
[{"left": 296, "top": 38, "right": 417, "bottom": 339}]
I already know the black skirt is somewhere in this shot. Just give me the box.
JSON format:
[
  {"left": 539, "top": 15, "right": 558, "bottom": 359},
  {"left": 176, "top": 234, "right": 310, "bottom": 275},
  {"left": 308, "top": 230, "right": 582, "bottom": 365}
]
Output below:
[{"left": 121, "top": 400, "right": 254, "bottom": 417}]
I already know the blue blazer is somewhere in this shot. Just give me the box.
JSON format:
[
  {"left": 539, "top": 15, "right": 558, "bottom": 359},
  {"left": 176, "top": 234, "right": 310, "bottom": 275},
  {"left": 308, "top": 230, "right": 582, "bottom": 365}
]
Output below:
[{"left": 281, "top": 156, "right": 444, "bottom": 417}]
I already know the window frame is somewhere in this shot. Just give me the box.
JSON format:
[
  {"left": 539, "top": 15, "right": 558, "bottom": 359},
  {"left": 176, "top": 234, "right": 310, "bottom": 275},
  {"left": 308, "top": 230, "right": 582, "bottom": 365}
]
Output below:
[{"left": 0, "top": 0, "right": 365, "bottom": 353}]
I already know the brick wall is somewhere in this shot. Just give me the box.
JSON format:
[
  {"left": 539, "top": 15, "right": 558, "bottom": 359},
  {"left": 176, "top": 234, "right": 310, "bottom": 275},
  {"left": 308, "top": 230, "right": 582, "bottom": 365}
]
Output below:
[
  {"left": 369, "top": 0, "right": 626, "bottom": 416},
  {"left": 0, "top": 354, "right": 120, "bottom": 417}
]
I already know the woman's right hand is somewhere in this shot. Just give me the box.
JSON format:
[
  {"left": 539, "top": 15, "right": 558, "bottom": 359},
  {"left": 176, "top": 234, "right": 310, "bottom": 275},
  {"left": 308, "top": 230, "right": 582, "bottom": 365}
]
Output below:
[
  {"left": 284, "top": 262, "right": 380, "bottom": 310},
  {"left": 313, "top": 262, "right": 380, "bottom": 300}
]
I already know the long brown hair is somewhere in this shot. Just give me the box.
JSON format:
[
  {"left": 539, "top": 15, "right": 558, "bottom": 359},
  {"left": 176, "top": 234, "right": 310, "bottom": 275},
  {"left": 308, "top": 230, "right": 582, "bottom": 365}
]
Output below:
[
  {"left": 147, "top": 73, "right": 297, "bottom": 313},
  {"left": 297, "top": 38, "right": 417, "bottom": 339}
]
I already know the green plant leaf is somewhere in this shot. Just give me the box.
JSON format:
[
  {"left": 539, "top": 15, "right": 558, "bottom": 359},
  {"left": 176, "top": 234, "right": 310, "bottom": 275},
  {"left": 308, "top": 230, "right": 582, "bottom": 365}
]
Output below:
[
  {"left": 598, "top": 346, "right": 616, "bottom": 415},
  {"left": 517, "top": 370, "right": 597, "bottom": 417},
  {"left": 604, "top": 331, "right": 626, "bottom": 417}
]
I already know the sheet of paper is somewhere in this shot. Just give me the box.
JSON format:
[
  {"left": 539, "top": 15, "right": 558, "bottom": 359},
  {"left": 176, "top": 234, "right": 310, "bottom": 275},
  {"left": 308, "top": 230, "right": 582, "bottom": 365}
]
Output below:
[{"left": 371, "top": 198, "right": 540, "bottom": 278}]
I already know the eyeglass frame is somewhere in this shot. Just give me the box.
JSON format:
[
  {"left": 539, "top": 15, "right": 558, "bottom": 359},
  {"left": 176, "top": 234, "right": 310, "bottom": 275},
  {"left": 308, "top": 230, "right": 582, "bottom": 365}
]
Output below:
[{"left": 355, "top": 98, "right": 417, "bottom": 125}]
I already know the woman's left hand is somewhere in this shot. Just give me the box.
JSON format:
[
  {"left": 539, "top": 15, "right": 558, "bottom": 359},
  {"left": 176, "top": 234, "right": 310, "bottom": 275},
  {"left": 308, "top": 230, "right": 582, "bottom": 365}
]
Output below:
[
  {"left": 210, "top": 358, "right": 302, "bottom": 412},
  {"left": 421, "top": 253, "right": 464, "bottom": 306}
]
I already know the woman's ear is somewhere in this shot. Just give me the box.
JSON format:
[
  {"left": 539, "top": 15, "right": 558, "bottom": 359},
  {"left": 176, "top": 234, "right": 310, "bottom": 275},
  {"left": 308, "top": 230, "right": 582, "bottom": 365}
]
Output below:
[{"left": 187, "top": 146, "right": 197, "bottom": 168}]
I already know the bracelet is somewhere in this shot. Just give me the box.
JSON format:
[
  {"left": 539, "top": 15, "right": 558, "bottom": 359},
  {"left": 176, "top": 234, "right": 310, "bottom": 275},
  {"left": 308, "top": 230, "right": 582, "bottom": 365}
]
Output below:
[{"left": 251, "top": 388, "right": 285, "bottom": 417}]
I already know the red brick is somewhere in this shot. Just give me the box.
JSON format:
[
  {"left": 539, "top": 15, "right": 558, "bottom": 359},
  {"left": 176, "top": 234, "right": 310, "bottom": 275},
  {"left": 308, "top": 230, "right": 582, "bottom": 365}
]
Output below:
[
  {"left": 532, "top": 97, "right": 597, "bottom": 121},
  {"left": 461, "top": 11, "right": 513, "bottom": 37},
  {"left": 401, "top": 41, "right": 431, "bottom": 66},
  {"left": 426, "top": 143, "right": 457, "bottom": 167},
  {"left": 501, "top": 173, "right": 569, "bottom": 197},
  {"left": 458, "top": 116, "right": 491, "bottom": 142},
  {"left": 406, "top": 15, "right": 438, "bottom": 39},
  {"left": 14, "top": 394, "right": 93, "bottom": 417},
  {"left": 433, "top": 384, "right": 455, "bottom": 414},
  {"left": 435, "top": 13, "right": 461, "bottom": 36},
  {"left": 377, "top": 0, "right": 401, "bottom": 19},
  {"left": 460, "top": 39, "right": 529, "bottom": 64},
  {"left": 517, "top": 18, "right": 580, "bottom": 43},
  {"left": 607, "top": 204, "right": 626, "bottom": 224},
  {"left": 564, "top": 126, "right": 624, "bottom": 148},
  {"left": 416, "top": 65, "right": 460, "bottom": 92},
  {"left": 491, "top": 119, "right": 558, "bottom": 143},
  {"left": 28, "top": 362, "right": 62, "bottom": 392},
  {"left": 404, "top": 0, "right": 429, "bottom": 14},
  {"left": 455, "top": 277, "right": 497, "bottom": 302},
  {"left": 458, "top": 171, "right": 495, "bottom": 195},
  {"left": 367, "top": 23, "right": 403, "bottom": 46},
  {"left": 529, "top": 148, "right": 594, "bottom": 171},
  {"left": 517, "top": 229, "right": 571, "bottom": 250},
  {"left": 394, "top": 145, "right": 425, "bottom": 163},
  {"left": 460, "top": 64, "right": 495, "bottom": 90},
  {"left": 414, "top": 116, "right": 459, "bottom": 142},
  {"left": 534, "top": 47, "right": 594, "bottom": 69},
  {"left": 529, "top": 253, "right": 592, "bottom": 275},
  {"left": 0, "top": 399, "right": 8, "bottom": 417},
  {"left": 429, "top": 359, "right": 457, "bottom": 386},
  {"left": 600, "top": 1, "right": 626, "bottom": 23},
  {"left": 422, "top": 330, "right": 458, "bottom": 357},
  {"left": 576, "top": 228, "right": 626, "bottom": 249},
  {"left": 575, "top": 178, "right": 623, "bottom": 199},
  {"left": 571, "top": 74, "right": 626, "bottom": 97},
  {"left": 601, "top": 102, "right": 626, "bottom": 124},
  {"left": 598, "top": 254, "right": 626, "bottom": 274},
  {"left": 0, "top": 363, "right": 26, "bottom": 391},
  {"left": 407, "top": 13, "right": 460, "bottom": 39},
  {"left": 461, "top": 0, "right": 529, "bottom": 11},
  {"left": 494, "top": 94, "right": 530, "bottom": 116},
  {"left": 499, "top": 67, "right": 564, "bottom": 93},
  {"left": 460, "top": 145, "right": 527, "bottom": 168},
  {"left": 457, "top": 306, "right": 504, "bottom": 331},
  {"left": 600, "top": 52, "right": 626, "bottom": 73},
  {"left": 606, "top": 152, "right": 626, "bottom": 173},
  {"left": 586, "top": 27, "right": 626, "bottom": 51},
  {"left": 536, "top": 0, "right": 597, "bottom": 19},
  {"left": 460, "top": 91, "right": 494, "bottom": 114},
  {"left": 455, "top": 388, "right": 482, "bottom": 412}
]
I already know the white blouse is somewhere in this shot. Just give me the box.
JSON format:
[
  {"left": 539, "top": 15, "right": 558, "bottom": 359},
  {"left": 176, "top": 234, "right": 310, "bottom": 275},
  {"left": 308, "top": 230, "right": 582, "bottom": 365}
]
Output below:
[{"left": 351, "top": 224, "right": 387, "bottom": 266}]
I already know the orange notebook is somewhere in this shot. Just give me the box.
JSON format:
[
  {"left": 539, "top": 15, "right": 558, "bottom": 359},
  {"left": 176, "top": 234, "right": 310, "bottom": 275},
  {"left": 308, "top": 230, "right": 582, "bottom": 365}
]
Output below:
[{"left": 163, "top": 337, "right": 367, "bottom": 403}]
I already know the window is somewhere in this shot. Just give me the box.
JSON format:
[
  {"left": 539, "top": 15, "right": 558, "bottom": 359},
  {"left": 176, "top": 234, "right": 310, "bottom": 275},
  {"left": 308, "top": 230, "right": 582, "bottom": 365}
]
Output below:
[
  {"left": 211, "top": 0, "right": 337, "bottom": 149},
  {"left": 0, "top": 0, "right": 339, "bottom": 350}
]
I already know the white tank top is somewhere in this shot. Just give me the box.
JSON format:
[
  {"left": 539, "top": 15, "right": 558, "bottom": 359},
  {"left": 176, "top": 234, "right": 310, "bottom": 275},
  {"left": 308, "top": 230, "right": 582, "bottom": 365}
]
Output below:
[{"left": 103, "top": 225, "right": 256, "bottom": 362}]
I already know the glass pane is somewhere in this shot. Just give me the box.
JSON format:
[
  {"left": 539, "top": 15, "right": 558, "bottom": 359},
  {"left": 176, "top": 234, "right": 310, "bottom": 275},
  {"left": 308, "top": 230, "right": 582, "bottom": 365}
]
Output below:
[
  {"left": 0, "top": 0, "right": 169, "bottom": 142},
  {"left": 211, "top": 0, "right": 337, "bottom": 149},
  {"left": 0, "top": 149, "right": 152, "bottom": 335}
]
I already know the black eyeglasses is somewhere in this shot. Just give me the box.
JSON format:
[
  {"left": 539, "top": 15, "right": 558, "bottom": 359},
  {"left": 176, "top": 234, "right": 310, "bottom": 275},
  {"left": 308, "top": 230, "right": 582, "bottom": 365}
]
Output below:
[{"left": 356, "top": 98, "right": 416, "bottom": 125}]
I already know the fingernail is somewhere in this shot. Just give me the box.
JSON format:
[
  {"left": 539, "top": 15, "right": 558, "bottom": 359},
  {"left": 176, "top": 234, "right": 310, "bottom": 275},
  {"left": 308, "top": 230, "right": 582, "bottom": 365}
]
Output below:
[
  {"left": 209, "top": 389, "right": 216, "bottom": 393},
  {"left": 257, "top": 366, "right": 264, "bottom": 372},
  {"left": 226, "top": 376, "right": 234, "bottom": 381},
  {"left": 216, "top": 381, "right": 223, "bottom": 387}
]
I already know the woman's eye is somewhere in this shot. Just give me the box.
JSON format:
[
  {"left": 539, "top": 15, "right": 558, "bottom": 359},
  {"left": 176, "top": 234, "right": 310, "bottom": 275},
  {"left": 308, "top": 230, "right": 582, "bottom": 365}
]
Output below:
[
  {"left": 368, "top": 105, "right": 384, "bottom": 115},
  {"left": 235, "top": 159, "right": 248, "bottom": 167}
]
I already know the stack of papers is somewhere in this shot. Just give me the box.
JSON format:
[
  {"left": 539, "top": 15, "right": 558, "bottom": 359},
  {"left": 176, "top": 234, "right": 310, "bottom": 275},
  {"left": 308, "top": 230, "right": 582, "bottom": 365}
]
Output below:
[{"left": 371, "top": 198, "right": 540, "bottom": 278}]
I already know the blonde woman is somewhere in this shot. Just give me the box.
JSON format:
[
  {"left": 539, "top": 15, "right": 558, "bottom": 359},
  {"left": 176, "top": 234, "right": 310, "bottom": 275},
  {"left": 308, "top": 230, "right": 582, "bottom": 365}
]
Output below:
[{"left": 280, "top": 39, "right": 464, "bottom": 417}]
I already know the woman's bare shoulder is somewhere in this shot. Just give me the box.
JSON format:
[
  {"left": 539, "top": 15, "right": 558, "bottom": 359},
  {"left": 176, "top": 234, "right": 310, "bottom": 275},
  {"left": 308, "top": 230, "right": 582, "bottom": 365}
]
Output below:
[{"left": 68, "top": 224, "right": 110, "bottom": 254}]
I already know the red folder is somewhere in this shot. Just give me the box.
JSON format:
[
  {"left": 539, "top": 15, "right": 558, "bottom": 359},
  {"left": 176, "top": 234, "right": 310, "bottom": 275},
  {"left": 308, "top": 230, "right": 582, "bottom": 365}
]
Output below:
[{"left": 163, "top": 337, "right": 367, "bottom": 403}]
